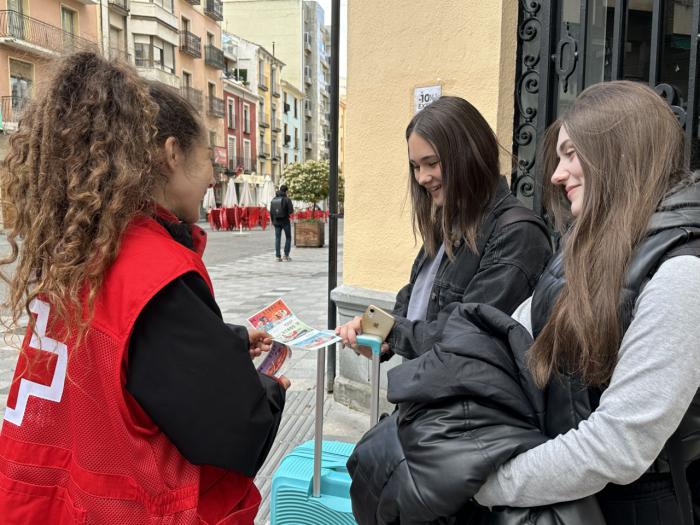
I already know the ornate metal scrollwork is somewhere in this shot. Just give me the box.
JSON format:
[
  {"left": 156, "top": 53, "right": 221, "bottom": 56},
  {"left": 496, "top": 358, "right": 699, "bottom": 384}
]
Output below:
[{"left": 511, "top": 0, "right": 543, "bottom": 205}]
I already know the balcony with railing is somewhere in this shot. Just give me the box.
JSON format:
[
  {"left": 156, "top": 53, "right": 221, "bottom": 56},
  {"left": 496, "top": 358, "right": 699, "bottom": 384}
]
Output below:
[
  {"left": 136, "top": 57, "right": 178, "bottom": 88},
  {"left": 180, "top": 86, "right": 203, "bottom": 111},
  {"left": 271, "top": 118, "right": 281, "bottom": 132},
  {"left": 0, "top": 95, "right": 28, "bottom": 132},
  {"left": 259, "top": 74, "right": 269, "bottom": 91},
  {"left": 129, "top": 0, "right": 176, "bottom": 29},
  {"left": 208, "top": 96, "right": 224, "bottom": 118},
  {"left": 0, "top": 10, "right": 97, "bottom": 57},
  {"left": 205, "top": 44, "right": 224, "bottom": 70},
  {"left": 271, "top": 148, "right": 281, "bottom": 161},
  {"left": 258, "top": 142, "right": 268, "bottom": 158},
  {"left": 204, "top": 0, "right": 223, "bottom": 21},
  {"left": 108, "top": 0, "right": 129, "bottom": 11},
  {"left": 180, "top": 30, "right": 201, "bottom": 58},
  {"left": 258, "top": 112, "right": 269, "bottom": 128}
]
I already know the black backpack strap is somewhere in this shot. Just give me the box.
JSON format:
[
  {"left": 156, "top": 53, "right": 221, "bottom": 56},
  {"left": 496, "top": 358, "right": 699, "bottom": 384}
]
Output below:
[{"left": 495, "top": 206, "right": 552, "bottom": 246}]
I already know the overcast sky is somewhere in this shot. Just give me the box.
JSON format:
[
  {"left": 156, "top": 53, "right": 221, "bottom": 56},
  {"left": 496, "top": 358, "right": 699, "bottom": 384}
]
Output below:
[{"left": 315, "top": 0, "right": 347, "bottom": 76}]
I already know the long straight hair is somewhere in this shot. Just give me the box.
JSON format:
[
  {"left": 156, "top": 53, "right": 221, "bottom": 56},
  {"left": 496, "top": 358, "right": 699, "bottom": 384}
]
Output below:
[
  {"left": 529, "top": 81, "right": 688, "bottom": 388},
  {"left": 406, "top": 96, "right": 501, "bottom": 258}
]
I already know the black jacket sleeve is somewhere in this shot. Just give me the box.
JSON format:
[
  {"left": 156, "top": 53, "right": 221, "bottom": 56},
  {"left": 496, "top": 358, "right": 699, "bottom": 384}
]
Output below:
[
  {"left": 387, "top": 221, "right": 551, "bottom": 360},
  {"left": 126, "top": 271, "right": 285, "bottom": 477}
]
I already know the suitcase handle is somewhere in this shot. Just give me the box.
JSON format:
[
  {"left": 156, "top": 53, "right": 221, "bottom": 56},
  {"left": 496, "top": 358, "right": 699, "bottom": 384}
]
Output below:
[
  {"left": 356, "top": 334, "right": 383, "bottom": 427},
  {"left": 355, "top": 334, "right": 383, "bottom": 355}
]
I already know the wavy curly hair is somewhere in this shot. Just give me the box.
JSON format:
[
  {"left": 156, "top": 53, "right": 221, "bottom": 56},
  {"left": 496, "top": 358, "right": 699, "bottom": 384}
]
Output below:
[{"left": 1, "top": 52, "right": 202, "bottom": 346}]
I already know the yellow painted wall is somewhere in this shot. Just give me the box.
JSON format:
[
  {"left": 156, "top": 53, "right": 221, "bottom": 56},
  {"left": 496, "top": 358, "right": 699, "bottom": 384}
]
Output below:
[{"left": 344, "top": 0, "right": 518, "bottom": 293}]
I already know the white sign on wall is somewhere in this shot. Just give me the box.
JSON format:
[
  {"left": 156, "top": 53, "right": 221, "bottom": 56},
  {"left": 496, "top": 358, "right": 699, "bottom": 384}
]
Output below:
[{"left": 413, "top": 85, "right": 442, "bottom": 114}]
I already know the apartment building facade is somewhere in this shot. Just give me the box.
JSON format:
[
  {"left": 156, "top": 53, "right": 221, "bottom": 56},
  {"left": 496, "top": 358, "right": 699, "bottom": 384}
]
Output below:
[
  {"left": 0, "top": 0, "right": 99, "bottom": 134},
  {"left": 301, "top": 1, "right": 328, "bottom": 160},
  {"left": 281, "top": 79, "right": 302, "bottom": 167},
  {"left": 255, "top": 44, "right": 283, "bottom": 182},
  {"left": 220, "top": 0, "right": 330, "bottom": 161},
  {"left": 222, "top": 33, "right": 256, "bottom": 176}
]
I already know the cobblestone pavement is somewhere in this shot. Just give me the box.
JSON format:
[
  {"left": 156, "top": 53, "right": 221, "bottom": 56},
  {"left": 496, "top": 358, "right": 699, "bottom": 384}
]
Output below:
[{"left": 0, "top": 221, "right": 369, "bottom": 525}]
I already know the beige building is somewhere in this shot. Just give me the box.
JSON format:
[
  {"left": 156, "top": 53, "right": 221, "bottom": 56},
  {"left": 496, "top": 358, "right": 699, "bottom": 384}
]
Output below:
[
  {"left": 220, "top": 0, "right": 331, "bottom": 160},
  {"left": 98, "top": 0, "right": 227, "bottom": 193},
  {"left": 331, "top": 0, "right": 519, "bottom": 410},
  {"left": 254, "top": 44, "right": 283, "bottom": 182}
]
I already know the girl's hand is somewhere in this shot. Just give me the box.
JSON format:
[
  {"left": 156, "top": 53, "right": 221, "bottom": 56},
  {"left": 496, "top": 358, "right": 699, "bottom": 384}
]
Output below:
[
  {"left": 248, "top": 329, "right": 272, "bottom": 358},
  {"left": 277, "top": 375, "right": 291, "bottom": 390},
  {"left": 335, "top": 316, "right": 390, "bottom": 359},
  {"left": 336, "top": 316, "right": 363, "bottom": 347}
]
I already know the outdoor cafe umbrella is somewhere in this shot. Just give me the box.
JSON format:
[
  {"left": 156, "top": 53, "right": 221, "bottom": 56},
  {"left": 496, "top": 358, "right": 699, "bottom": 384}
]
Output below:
[
  {"left": 202, "top": 186, "right": 216, "bottom": 212},
  {"left": 258, "top": 176, "right": 276, "bottom": 207},
  {"left": 238, "top": 179, "right": 256, "bottom": 207},
  {"left": 222, "top": 180, "right": 239, "bottom": 208}
]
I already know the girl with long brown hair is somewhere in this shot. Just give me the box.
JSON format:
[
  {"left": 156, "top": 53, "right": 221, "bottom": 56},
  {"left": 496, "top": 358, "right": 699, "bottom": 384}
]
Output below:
[
  {"left": 475, "top": 81, "right": 700, "bottom": 524},
  {"left": 337, "top": 96, "right": 551, "bottom": 361},
  {"left": 0, "top": 52, "right": 287, "bottom": 524}
]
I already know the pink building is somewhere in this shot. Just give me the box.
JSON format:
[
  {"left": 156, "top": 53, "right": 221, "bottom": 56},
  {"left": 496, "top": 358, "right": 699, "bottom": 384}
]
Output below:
[{"left": 223, "top": 78, "right": 256, "bottom": 175}]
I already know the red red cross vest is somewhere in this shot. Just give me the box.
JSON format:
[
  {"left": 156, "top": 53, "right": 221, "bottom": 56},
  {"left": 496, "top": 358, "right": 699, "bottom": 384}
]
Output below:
[{"left": 0, "top": 216, "right": 261, "bottom": 525}]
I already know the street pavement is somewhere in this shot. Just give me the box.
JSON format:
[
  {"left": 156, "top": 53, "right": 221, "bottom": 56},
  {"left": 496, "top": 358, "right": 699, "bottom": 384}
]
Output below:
[{"left": 0, "top": 219, "right": 370, "bottom": 525}]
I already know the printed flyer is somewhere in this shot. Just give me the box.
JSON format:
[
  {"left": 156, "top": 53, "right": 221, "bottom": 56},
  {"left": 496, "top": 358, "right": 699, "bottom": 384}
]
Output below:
[{"left": 247, "top": 298, "right": 341, "bottom": 352}]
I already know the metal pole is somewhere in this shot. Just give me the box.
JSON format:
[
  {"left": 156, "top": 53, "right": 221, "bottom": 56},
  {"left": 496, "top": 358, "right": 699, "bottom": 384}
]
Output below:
[
  {"left": 611, "top": 0, "right": 628, "bottom": 80},
  {"left": 684, "top": 0, "right": 700, "bottom": 166},
  {"left": 370, "top": 350, "right": 380, "bottom": 426},
  {"left": 649, "top": 0, "right": 664, "bottom": 87},
  {"left": 326, "top": 0, "right": 341, "bottom": 392},
  {"left": 312, "top": 345, "right": 326, "bottom": 498}
]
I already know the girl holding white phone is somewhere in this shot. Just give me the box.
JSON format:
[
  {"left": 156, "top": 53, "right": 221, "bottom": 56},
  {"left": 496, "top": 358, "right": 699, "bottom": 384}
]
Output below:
[{"left": 337, "top": 96, "right": 552, "bottom": 360}]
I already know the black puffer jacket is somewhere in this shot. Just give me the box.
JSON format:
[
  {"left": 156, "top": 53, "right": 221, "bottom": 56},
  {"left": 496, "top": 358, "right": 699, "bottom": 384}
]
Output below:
[{"left": 347, "top": 303, "right": 603, "bottom": 525}]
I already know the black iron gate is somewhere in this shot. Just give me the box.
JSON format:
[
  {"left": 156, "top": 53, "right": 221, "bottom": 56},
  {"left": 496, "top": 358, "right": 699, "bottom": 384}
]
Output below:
[{"left": 512, "top": 0, "right": 700, "bottom": 212}]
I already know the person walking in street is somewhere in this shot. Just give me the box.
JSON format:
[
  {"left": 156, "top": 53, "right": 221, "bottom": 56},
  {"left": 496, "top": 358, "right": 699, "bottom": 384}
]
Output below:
[
  {"left": 337, "top": 96, "right": 552, "bottom": 360},
  {"left": 270, "top": 184, "right": 294, "bottom": 262},
  {"left": 0, "top": 52, "right": 289, "bottom": 525}
]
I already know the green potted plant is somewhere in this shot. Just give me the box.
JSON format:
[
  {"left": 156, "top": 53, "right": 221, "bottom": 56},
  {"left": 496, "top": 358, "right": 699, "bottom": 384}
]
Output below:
[{"left": 283, "top": 160, "right": 329, "bottom": 247}]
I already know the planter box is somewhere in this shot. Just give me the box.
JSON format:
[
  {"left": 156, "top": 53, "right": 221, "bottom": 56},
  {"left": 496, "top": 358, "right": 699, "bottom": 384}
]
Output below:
[{"left": 294, "top": 220, "right": 324, "bottom": 247}]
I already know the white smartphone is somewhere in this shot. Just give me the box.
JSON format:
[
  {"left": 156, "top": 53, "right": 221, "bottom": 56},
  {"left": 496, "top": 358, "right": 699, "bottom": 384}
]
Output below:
[{"left": 361, "top": 305, "right": 395, "bottom": 341}]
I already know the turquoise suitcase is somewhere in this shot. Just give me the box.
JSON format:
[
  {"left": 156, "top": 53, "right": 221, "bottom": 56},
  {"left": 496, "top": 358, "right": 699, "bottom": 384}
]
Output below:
[{"left": 269, "top": 334, "right": 383, "bottom": 525}]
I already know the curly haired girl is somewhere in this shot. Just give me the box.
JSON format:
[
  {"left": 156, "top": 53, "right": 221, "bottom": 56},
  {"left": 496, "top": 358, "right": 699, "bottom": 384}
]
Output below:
[{"left": 0, "top": 51, "right": 287, "bottom": 525}]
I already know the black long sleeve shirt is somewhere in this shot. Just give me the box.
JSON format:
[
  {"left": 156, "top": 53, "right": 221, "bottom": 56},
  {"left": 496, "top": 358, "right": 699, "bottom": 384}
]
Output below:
[{"left": 125, "top": 221, "right": 285, "bottom": 478}]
